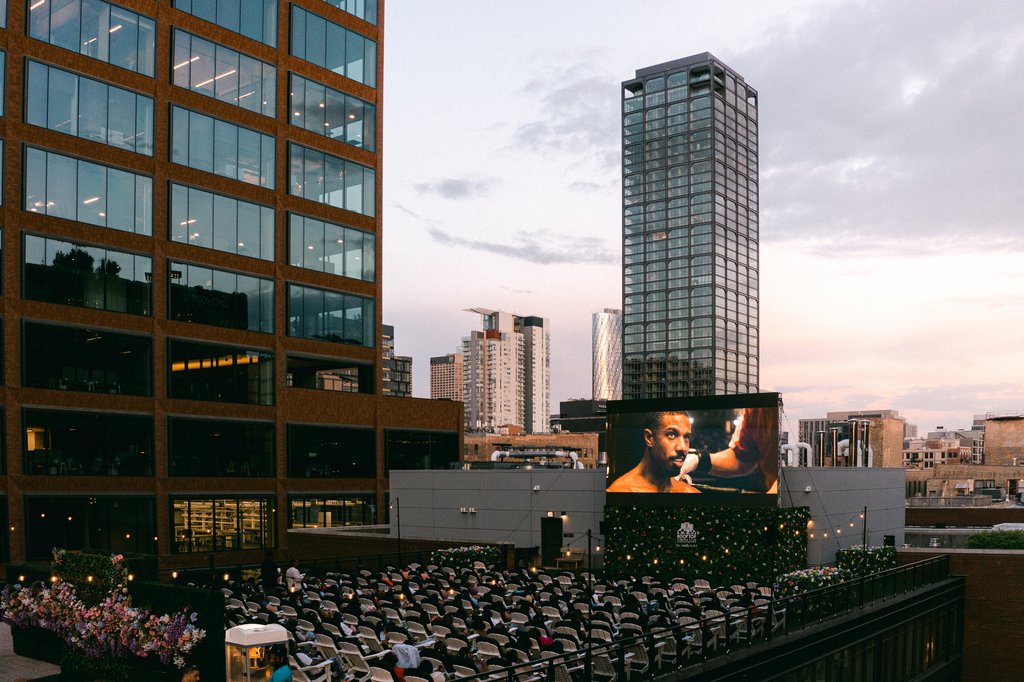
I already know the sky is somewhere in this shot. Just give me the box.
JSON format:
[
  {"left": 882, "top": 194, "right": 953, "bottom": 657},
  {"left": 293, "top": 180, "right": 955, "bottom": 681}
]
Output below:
[{"left": 379, "top": 1, "right": 1024, "bottom": 437}]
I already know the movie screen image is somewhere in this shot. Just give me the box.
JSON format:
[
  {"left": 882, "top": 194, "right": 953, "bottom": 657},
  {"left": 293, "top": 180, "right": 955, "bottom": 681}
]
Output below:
[{"left": 605, "top": 394, "right": 779, "bottom": 502}]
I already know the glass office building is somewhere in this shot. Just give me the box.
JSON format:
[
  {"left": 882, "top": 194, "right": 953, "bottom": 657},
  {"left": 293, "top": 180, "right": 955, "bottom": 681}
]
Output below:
[
  {"left": 621, "top": 53, "right": 760, "bottom": 399},
  {"left": 0, "top": 0, "right": 461, "bottom": 571}
]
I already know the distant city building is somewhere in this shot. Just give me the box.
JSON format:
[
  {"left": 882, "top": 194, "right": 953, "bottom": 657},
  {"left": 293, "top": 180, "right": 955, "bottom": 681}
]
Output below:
[
  {"left": 904, "top": 438, "right": 972, "bottom": 469},
  {"left": 592, "top": 309, "right": 622, "bottom": 400},
  {"left": 463, "top": 432, "right": 601, "bottom": 469},
  {"left": 622, "top": 54, "right": 759, "bottom": 399},
  {"left": 905, "top": 423, "right": 919, "bottom": 438},
  {"left": 926, "top": 428, "right": 985, "bottom": 465},
  {"left": 381, "top": 325, "right": 412, "bottom": 397},
  {"left": 550, "top": 399, "right": 608, "bottom": 457},
  {"left": 462, "top": 309, "right": 550, "bottom": 434},
  {"left": 798, "top": 410, "right": 906, "bottom": 467},
  {"left": 983, "top": 412, "right": 1024, "bottom": 466},
  {"left": 430, "top": 353, "right": 464, "bottom": 402}
]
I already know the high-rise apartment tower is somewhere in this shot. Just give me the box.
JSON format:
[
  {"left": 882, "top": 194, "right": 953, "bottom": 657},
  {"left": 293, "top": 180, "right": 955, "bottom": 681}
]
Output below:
[
  {"left": 621, "top": 53, "right": 759, "bottom": 399},
  {"left": 462, "top": 308, "right": 549, "bottom": 434},
  {"left": 0, "top": 0, "right": 461, "bottom": 570},
  {"left": 592, "top": 308, "right": 622, "bottom": 400}
]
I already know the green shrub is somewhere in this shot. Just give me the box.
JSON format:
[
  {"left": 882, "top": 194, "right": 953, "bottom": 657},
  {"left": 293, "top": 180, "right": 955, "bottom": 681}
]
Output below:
[
  {"left": 965, "top": 530, "right": 1024, "bottom": 549},
  {"left": 835, "top": 546, "right": 896, "bottom": 575}
]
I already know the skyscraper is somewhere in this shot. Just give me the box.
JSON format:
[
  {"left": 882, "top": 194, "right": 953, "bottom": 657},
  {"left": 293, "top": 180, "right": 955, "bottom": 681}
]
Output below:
[
  {"left": 621, "top": 53, "right": 759, "bottom": 399},
  {"left": 0, "top": 0, "right": 461, "bottom": 569},
  {"left": 592, "top": 308, "right": 622, "bottom": 400},
  {"left": 462, "top": 308, "right": 550, "bottom": 434}
]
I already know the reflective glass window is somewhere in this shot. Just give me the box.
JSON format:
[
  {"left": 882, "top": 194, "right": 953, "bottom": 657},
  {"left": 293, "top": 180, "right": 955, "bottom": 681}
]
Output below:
[
  {"left": 169, "top": 183, "right": 274, "bottom": 261},
  {"left": 384, "top": 430, "right": 459, "bottom": 475},
  {"left": 315, "top": 0, "right": 376, "bottom": 25},
  {"left": 290, "top": 5, "right": 376, "bottom": 87},
  {"left": 23, "top": 409, "right": 152, "bottom": 478},
  {"left": 168, "top": 418, "right": 274, "bottom": 477},
  {"left": 28, "top": 0, "right": 155, "bottom": 76},
  {"left": 23, "top": 234, "right": 151, "bottom": 315},
  {"left": 289, "top": 73, "right": 375, "bottom": 151},
  {"left": 22, "top": 322, "right": 152, "bottom": 395},
  {"left": 289, "top": 495, "right": 376, "bottom": 528},
  {"left": 172, "top": 29, "right": 275, "bottom": 116},
  {"left": 287, "top": 283, "right": 374, "bottom": 348},
  {"left": 25, "top": 495, "right": 155, "bottom": 560},
  {"left": 171, "top": 496, "right": 275, "bottom": 553},
  {"left": 24, "top": 147, "right": 152, "bottom": 235},
  {"left": 286, "top": 424, "right": 375, "bottom": 478},
  {"left": 171, "top": 107, "right": 275, "bottom": 188},
  {"left": 25, "top": 60, "right": 153, "bottom": 155},
  {"left": 168, "top": 261, "right": 273, "bottom": 333},
  {"left": 174, "top": 0, "right": 276, "bottom": 46},
  {"left": 167, "top": 339, "right": 274, "bottom": 406},
  {"left": 288, "top": 143, "right": 374, "bottom": 216},
  {"left": 288, "top": 213, "right": 374, "bottom": 281}
]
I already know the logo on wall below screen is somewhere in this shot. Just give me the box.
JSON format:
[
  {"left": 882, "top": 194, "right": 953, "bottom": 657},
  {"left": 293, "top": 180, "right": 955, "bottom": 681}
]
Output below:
[{"left": 676, "top": 522, "right": 697, "bottom": 547}]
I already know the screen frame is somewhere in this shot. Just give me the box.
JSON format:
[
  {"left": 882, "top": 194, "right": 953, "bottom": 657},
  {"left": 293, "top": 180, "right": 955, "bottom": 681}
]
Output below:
[{"left": 605, "top": 392, "right": 781, "bottom": 509}]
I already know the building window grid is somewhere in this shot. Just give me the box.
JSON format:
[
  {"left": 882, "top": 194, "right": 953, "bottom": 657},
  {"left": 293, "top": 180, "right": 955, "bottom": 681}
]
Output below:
[
  {"left": 24, "top": 146, "right": 153, "bottom": 235},
  {"left": 169, "top": 183, "right": 275, "bottom": 261},
  {"left": 25, "top": 59, "right": 154, "bottom": 156},
  {"left": 173, "top": 0, "right": 277, "bottom": 47},
  {"left": 289, "top": 5, "right": 377, "bottom": 88},
  {"left": 171, "top": 106, "right": 276, "bottom": 189},
  {"left": 171, "top": 29, "right": 276, "bottom": 116},
  {"left": 28, "top": 0, "right": 156, "bottom": 76}
]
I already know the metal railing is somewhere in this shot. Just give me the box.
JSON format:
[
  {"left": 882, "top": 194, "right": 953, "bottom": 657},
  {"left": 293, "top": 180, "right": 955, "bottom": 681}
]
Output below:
[{"left": 458, "top": 555, "right": 951, "bottom": 682}]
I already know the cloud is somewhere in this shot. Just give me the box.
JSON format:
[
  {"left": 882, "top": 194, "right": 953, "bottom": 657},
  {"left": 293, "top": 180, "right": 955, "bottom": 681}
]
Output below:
[
  {"left": 568, "top": 180, "right": 608, "bottom": 193},
  {"left": 413, "top": 178, "right": 494, "bottom": 199},
  {"left": 508, "top": 64, "right": 621, "bottom": 167},
  {"left": 739, "top": 1, "right": 1024, "bottom": 250},
  {"left": 425, "top": 225, "right": 617, "bottom": 265}
]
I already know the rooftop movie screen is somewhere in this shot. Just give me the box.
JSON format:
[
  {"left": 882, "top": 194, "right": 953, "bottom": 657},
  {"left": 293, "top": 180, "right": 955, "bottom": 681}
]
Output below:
[{"left": 605, "top": 393, "right": 779, "bottom": 506}]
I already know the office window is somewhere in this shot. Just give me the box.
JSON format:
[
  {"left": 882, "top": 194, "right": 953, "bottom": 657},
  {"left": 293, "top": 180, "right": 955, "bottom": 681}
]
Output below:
[
  {"left": 169, "top": 183, "right": 274, "bottom": 261},
  {"left": 174, "top": 0, "right": 277, "bottom": 46},
  {"left": 23, "top": 234, "right": 151, "bottom": 316},
  {"left": 23, "top": 409, "right": 153, "bottom": 478},
  {"left": 168, "top": 417, "right": 273, "bottom": 477},
  {"left": 168, "top": 261, "right": 273, "bottom": 333},
  {"left": 171, "top": 496, "right": 275, "bottom": 553},
  {"left": 286, "top": 424, "right": 375, "bottom": 478},
  {"left": 289, "top": 494, "right": 376, "bottom": 528},
  {"left": 287, "top": 283, "right": 374, "bottom": 347},
  {"left": 384, "top": 430, "right": 459, "bottom": 475},
  {"left": 171, "top": 30, "right": 275, "bottom": 116},
  {"left": 288, "top": 143, "right": 375, "bottom": 216},
  {"left": 290, "top": 6, "right": 376, "bottom": 87},
  {"left": 25, "top": 495, "right": 155, "bottom": 560},
  {"left": 285, "top": 354, "right": 374, "bottom": 394},
  {"left": 171, "top": 107, "right": 275, "bottom": 189},
  {"left": 24, "top": 147, "right": 152, "bottom": 235},
  {"left": 289, "top": 73, "right": 375, "bottom": 151},
  {"left": 28, "top": 0, "right": 155, "bottom": 76},
  {"left": 167, "top": 339, "right": 274, "bottom": 406},
  {"left": 22, "top": 322, "right": 152, "bottom": 396},
  {"left": 25, "top": 60, "right": 153, "bottom": 155},
  {"left": 0, "top": 51, "right": 5, "bottom": 116},
  {"left": 288, "top": 214, "right": 375, "bottom": 282},
  {"left": 316, "top": 0, "right": 376, "bottom": 25}
]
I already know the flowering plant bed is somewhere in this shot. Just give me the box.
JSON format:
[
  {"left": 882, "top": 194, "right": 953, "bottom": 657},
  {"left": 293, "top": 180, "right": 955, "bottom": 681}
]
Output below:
[
  {"left": 1, "top": 550, "right": 205, "bottom": 680},
  {"left": 774, "top": 566, "right": 852, "bottom": 598},
  {"left": 431, "top": 545, "right": 502, "bottom": 568},
  {"left": 835, "top": 545, "right": 896, "bottom": 574}
]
